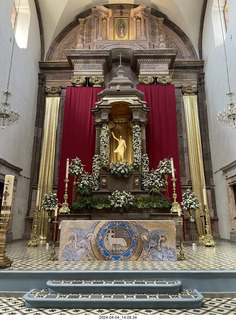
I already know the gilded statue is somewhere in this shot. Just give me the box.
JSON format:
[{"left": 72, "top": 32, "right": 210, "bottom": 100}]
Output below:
[{"left": 111, "top": 131, "right": 127, "bottom": 161}]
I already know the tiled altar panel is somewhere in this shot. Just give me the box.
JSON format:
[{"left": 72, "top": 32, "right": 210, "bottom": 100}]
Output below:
[{"left": 58, "top": 220, "right": 176, "bottom": 261}]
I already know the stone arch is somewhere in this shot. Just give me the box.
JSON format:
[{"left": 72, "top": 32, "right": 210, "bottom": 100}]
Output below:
[{"left": 45, "top": 4, "right": 198, "bottom": 61}]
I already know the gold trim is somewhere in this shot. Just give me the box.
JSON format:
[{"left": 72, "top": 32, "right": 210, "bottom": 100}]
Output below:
[
  {"left": 71, "top": 76, "right": 86, "bottom": 87},
  {"left": 138, "top": 76, "right": 154, "bottom": 85},
  {"left": 182, "top": 85, "right": 198, "bottom": 95},
  {"left": 156, "top": 76, "right": 172, "bottom": 85},
  {"left": 45, "top": 86, "right": 61, "bottom": 95}
]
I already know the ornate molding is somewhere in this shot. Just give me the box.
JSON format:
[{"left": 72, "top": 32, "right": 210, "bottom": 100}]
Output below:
[
  {"left": 45, "top": 86, "right": 62, "bottom": 94},
  {"left": 156, "top": 76, "right": 172, "bottom": 85},
  {"left": 138, "top": 76, "right": 154, "bottom": 85},
  {"left": 71, "top": 76, "right": 86, "bottom": 87},
  {"left": 89, "top": 76, "right": 104, "bottom": 87},
  {"left": 181, "top": 85, "right": 198, "bottom": 95}
]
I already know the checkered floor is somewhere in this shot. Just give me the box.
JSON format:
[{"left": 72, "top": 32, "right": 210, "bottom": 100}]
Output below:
[
  {"left": 3, "top": 239, "right": 236, "bottom": 271},
  {"left": 0, "top": 296, "right": 235, "bottom": 315},
  {"left": 0, "top": 240, "right": 235, "bottom": 315}
]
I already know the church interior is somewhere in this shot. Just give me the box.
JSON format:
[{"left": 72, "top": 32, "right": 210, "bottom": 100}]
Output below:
[{"left": 0, "top": 0, "right": 236, "bottom": 316}]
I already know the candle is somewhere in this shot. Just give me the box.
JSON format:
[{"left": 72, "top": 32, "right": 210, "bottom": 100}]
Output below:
[
  {"left": 170, "top": 158, "right": 175, "bottom": 178},
  {"left": 1, "top": 175, "right": 14, "bottom": 214},
  {"left": 36, "top": 188, "right": 40, "bottom": 207},
  {"left": 54, "top": 205, "right": 58, "bottom": 217},
  {"left": 202, "top": 185, "right": 207, "bottom": 206},
  {"left": 66, "top": 158, "right": 69, "bottom": 179}
]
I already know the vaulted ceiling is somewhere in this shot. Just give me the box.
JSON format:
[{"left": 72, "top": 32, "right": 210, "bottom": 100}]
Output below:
[{"left": 37, "top": 0, "right": 205, "bottom": 59}]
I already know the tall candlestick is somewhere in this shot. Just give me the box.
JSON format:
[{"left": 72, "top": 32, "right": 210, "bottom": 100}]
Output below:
[
  {"left": 202, "top": 185, "right": 207, "bottom": 206},
  {"left": 66, "top": 158, "right": 69, "bottom": 179},
  {"left": 36, "top": 188, "right": 40, "bottom": 207},
  {"left": 54, "top": 205, "right": 58, "bottom": 217},
  {"left": 170, "top": 158, "right": 175, "bottom": 179}
]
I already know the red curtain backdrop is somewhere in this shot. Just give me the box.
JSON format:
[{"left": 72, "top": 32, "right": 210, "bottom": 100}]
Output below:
[
  {"left": 137, "top": 84, "right": 182, "bottom": 202},
  {"left": 57, "top": 87, "right": 103, "bottom": 205}
]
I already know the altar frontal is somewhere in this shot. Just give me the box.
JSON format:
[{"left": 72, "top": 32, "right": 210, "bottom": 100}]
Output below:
[{"left": 59, "top": 220, "right": 176, "bottom": 261}]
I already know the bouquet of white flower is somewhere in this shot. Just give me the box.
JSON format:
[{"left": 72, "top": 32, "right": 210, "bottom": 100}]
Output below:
[
  {"left": 143, "top": 169, "right": 165, "bottom": 195},
  {"left": 109, "top": 161, "right": 133, "bottom": 178},
  {"left": 157, "top": 158, "right": 172, "bottom": 175},
  {"left": 77, "top": 172, "right": 93, "bottom": 196},
  {"left": 41, "top": 192, "right": 58, "bottom": 211},
  {"left": 181, "top": 189, "right": 200, "bottom": 211},
  {"left": 68, "top": 157, "right": 84, "bottom": 176},
  {"left": 109, "top": 190, "right": 135, "bottom": 212}
]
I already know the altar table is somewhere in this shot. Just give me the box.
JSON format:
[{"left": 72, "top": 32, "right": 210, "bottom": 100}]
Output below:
[{"left": 59, "top": 220, "right": 176, "bottom": 261}]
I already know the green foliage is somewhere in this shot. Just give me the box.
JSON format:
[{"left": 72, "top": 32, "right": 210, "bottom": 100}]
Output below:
[
  {"left": 134, "top": 195, "right": 171, "bottom": 209},
  {"left": 71, "top": 194, "right": 171, "bottom": 211}
]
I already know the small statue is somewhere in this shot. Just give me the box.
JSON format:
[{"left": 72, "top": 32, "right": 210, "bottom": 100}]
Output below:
[{"left": 111, "top": 131, "right": 127, "bottom": 162}]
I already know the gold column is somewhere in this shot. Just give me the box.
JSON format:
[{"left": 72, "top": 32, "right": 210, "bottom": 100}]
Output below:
[
  {"left": 182, "top": 87, "right": 207, "bottom": 238},
  {"left": 37, "top": 94, "right": 60, "bottom": 242}
]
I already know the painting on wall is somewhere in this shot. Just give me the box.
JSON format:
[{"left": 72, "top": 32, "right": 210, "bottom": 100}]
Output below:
[{"left": 114, "top": 18, "right": 129, "bottom": 40}]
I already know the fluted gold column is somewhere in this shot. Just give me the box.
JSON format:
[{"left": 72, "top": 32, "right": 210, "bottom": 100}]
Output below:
[
  {"left": 37, "top": 90, "right": 60, "bottom": 242},
  {"left": 182, "top": 86, "right": 208, "bottom": 238}
]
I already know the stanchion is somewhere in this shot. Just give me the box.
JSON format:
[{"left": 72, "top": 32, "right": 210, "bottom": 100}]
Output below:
[
  {"left": 0, "top": 214, "right": 13, "bottom": 267},
  {"left": 28, "top": 206, "right": 40, "bottom": 247},
  {"left": 203, "top": 205, "right": 215, "bottom": 247},
  {"left": 59, "top": 178, "right": 70, "bottom": 214},
  {"left": 49, "top": 217, "right": 58, "bottom": 261}
]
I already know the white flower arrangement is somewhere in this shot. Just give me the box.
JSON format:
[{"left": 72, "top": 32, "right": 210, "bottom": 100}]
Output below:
[
  {"left": 141, "top": 153, "right": 150, "bottom": 189},
  {"left": 41, "top": 192, "right": 58, "bottom": 211},
  {"left": 68, "top": 157, "right": 84, "bottom": 176},
  {"left": 132, "top": 124, "right": 142, "bottom": 169},
  {"left": 91, "top": 154, "right": 101, "bottom": 191},
  {"left": 181, "top": 189, "right": 200, "bottom": 211},
  {"left": 109, "top": 190, "right": 135, "bottom": 211},
  {"left": 100, "top": 124, "right": 109, "bottom": 168},
  {"left": 109, "top": 161, "right": 133, "bottom": 178},
  {"left": 157, "top": 158, "right": 172, "bottom": 175},
  {"left": 77, "top": 172, "right": 93, "bottom": 196},
  {"left": 143, "top": 169, "right": 165, "bottom": 195}
]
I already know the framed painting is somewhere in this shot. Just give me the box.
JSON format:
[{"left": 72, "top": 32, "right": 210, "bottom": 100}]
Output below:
[{"left": 114, "top": 18, "right": 129, "bottom": 40}]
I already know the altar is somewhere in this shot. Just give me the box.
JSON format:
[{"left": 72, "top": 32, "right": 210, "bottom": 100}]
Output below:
[{"left": 59, "top": 220, "right": 176, "bottom": 261}]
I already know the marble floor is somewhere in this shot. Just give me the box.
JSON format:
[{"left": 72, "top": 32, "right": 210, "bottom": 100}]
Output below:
[
  {"left": 0, "top": 240, "right": 235, "bottom": 316},
  {"left": 3, "top": 239, "right": 236, "bottom": 271}
]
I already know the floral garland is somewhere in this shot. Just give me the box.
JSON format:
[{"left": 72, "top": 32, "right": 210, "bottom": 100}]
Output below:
[
  {"left": 143, "top": 169, "right": 165, "bottom": 195},
  {"left": 41, "top": 192, "right": 58, "bottom": 211},
  {"left": 100, "top": 124, "right": 109, "bottom": 168},
  {"left": 108, "top": 190, "right": 135, "bottom": 212},
  {"left": 132, "top": 124, "right": 142, "bottom": 169},
  {"left": 181, "top": 189, "right": 200, "bottom": 211},
  {"left": 157, "top": 158, "right": 172, "bottom": 175},
  {"left": 77, "top": 172, "right": 93, "bottom": 196},
  {"left": 141, "top": 153, "right": 150, "bottom": 189},
  {"left": 109, "top": 161, "right": 133, "bottom": 178},
  {"left": 91, "top": 154, "right": 101, "bottom": 191},
  {"left": 68, "top": 157, "right": 84, "bottom": 176}
]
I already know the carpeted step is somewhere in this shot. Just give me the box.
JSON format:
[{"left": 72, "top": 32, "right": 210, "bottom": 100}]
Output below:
[
  {"left": 47, "top": 279, "right": 182, "bottom": 294},
  {"left": 23, "top": 288, "right": 203, "bottom": 309}
]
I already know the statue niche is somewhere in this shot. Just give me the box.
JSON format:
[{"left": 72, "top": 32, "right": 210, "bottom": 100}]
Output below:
[
  {"left": 91, "top": 64, "right": 150, "bottom": 192},
  {"left": 109, "top": 103, "right": 133, "bottom": 164}
]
